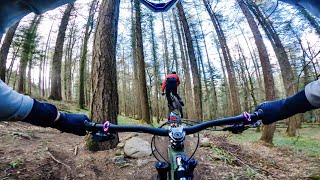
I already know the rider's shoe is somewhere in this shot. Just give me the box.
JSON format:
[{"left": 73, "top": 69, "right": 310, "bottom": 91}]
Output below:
[{"left": 179, "top": 100, "right": 184, "bottom": 106}]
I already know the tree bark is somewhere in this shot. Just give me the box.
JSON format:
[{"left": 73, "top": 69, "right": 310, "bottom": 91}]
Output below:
[
  {"left": 204, "top": 0, "right": 241, "bottom": 115},
  {"left": 64, "top": 20, "right": 76, "bottom": 101},
  {"left": 42, "top": 23, "right": 54, "bottom": 97},
  {"left": 170, "top": 20, "right": 179, "bottom": 73},
  {"left": 149, "top": 13, "right": 161, "bottom": 122},
  {"left": 89, "top": 0, "right": 120, "bottom": 150},
  {"left": 246, "top": 0, "right": 297, "bottom": 137},
  {"left": 173, "top": 9, "right": 193, "bottom": 119},
  {"left": 0, "top": 21, "right": 19, "bottom": 82},
  {"left": 49, "top": 3, "right": 73, "bottom": 100},
  {"left": 135, "top": 0, "right": 151, "bottom": 123},
  {"left": 214, "top": 37, "right": 230, "bottom": 117},
  {"left": 238, "top": 0, "right": 277, "bottom": 143},
  {"left": 18, "top": 15, "right": 41, "bottom": 93},
  {"left": 79, "top": 0, "right": 97, "bottom": 109},
  {"left": 27, "top": 59, "right": 32, "bottom": 95},
  {"left": 161, "top": 13, "right": 170, "bottom": 74},
  {"left": 7, "top": 46, "right": 20, "bottom": 84},
  {"left": 177, "top": 2, "right": 203, "bottom": 121},
  {"left": 194, "top": 7, "right": 217, "bottom": 119},
  {"left": 131, "top": 0, "right": 141, "bottom": 119},
  {"left": 191, "top": 25, "right": 210, "bottom": 119}
]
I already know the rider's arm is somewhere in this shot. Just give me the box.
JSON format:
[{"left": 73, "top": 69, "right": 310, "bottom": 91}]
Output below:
[
  {"left": 176, "top": 75, "right": 181, "bottom": 86},
  {"left": 0, "top": 0, "right": 75, "bottom": 34},
  {"left": 256, "top": 79, "right": 320, "bottom": 125},
  {"left": 0, "top": 80, "right": 89, "bottom": 136},
  {"left": 280, "top": 0, "right": 320, "bottom": 17},
  {"left": 0, "top": 80, "right": 34, "bottom": 120},
  {"left": 305, "top": 79, "right": 320, "bottom": 107},
  {"left": 161, "top": 77, "right": 167, "bottom": 93}
]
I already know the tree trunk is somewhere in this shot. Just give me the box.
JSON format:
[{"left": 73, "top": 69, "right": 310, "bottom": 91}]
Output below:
[
  {"left": 236, "top": 40, "right": 257, "bottom": 108},
  {"left": 161, "top": 13, "right": 170, "bottom": 74},
  {"left": 173, "top": 9, "right": 193, "bottom": 120},
  {"left": 149, "top": 13, "right": 161, "bottom": 123},
  {"left": 204, "top": 0, "right": 241, "bottom": 116},
  {"left": 49, "top": 3, "right": 73, "bottom": 100},
  {"left": 170, "top": 20, "right": 179, "bottom": 73},
  {"left": 89, "top": 0, "right": 120, "bottom": 150},
  {"left": 38, "top": 46, "right": 44, "bottom": 94},
  {"left": 239, "top": 0, "right": 277, "bottom": 143},
  {"left": 194, "top": 7, "right": 217, "bottom": 119},
  {"left": 79, "top": 0, "right": 97, "bottom": 109},
  {"left": 131, "top": 0, "right": 141, "bottom": 119},
  {"left": 135, "top": 0, "right": 151, "bottom": 124},
  {"left": 177, "top": 2, "right": 203, "bottom": 121},
  {"left": 0, "top": 21, "right": 19, "bottom": 82},
  {"left": 7, "top": 46, "right": 20, "bottom": 84},
  {"left": 27, "top": 59, "right": 32, "bottom": 95},
  {"left": 42, "top": 23, "right": 54, "bottom": 97},
  {"left": 64, "top": 20, "right": 76, "bottom": 101},
  {"left": 246, "top": 0, "right": 297, "bottom": 137},
  {"left": 214, "top": 37, "right": 230, "bottom": 116},
  {"left": 18, "top": 15, "right": 41, "bottom": 93},
  {"left": 238, "top": 24, "right": 263, "bottom": 97},
  {"left": 191, "top": 25, "right": 209, "bottom": 119}
]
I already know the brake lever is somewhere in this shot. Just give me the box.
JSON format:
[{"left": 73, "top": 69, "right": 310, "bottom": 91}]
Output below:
[
  {"left": 249, "top": 120, "right": 261, "bottom": 128},
  {"left": 223, "top": 120, "right": 262, "bottom": 134},
  {"left": 91, "top": 131, "right": 115, "bottom": 142},
  {"left": 223, "top": 123, "right": 248, "bottom": 134}
]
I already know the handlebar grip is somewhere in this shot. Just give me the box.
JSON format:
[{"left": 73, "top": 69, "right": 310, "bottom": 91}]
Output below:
[{"left": 84, "top": 120, "right": 103, "bottom": 132}]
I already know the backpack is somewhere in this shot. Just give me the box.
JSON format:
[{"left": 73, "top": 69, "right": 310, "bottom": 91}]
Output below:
[{"left": 166, "top": 77, "right": 177, "bottom": 87}]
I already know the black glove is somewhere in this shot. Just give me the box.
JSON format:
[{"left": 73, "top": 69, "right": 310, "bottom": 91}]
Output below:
[
  {"left": 55, "top": 112, "right": 90, "bottom": 136},
  {"left": 162, "top": 92, "right": 165, "bottom": 96},
  {"left": 23, "top": 100, "right": 90, "bottom": 136},
  {"left": 255, "top": 90, "right": 316, "bottom": 125}
]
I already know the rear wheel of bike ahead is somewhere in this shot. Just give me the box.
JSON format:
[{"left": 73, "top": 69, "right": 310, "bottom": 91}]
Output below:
[{"left": 172, "top": 96, "right": 183, "bottom": 118}]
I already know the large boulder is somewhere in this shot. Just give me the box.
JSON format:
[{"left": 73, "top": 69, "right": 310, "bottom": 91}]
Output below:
[
  {"left": 200, "top": 137, "right": 211, "bottom": 147},
  {"left": 124, "top": 137, "right": 151, "bottom": 158}
]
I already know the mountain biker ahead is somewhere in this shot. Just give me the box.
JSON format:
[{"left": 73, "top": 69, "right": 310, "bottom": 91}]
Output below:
[{"left": 161, "top": 71, "right": 184, "bottom": 110}]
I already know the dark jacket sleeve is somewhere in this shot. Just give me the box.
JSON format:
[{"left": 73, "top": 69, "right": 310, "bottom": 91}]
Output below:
[
  {"left": 280, "top": 0, "right": 320, "bottom": 17},
  {"left": 0, "top": 0, "right": 76, "bottom": 33}
]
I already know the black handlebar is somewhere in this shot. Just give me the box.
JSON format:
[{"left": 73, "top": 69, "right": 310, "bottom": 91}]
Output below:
[
  {"left": 85, "top": 121, "right": 169, "bottom": 136},
  {"left": 85, "top": 110, "right": 263, "bottom": 136},
  {"left": 185, "top": 110, "right": 262, "bottom": 134}
]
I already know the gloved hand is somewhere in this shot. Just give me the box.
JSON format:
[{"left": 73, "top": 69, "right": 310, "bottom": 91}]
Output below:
[
  {"left": 162, "top": 92, "right": 165, "bottom": 96},
  {"left": 255, "top": 90, "right": 316, "bottom": 125},
  {"left": 255, "top": 100, "right": 286, "bottom": 125},
  {"left": 55, "top": 112, "right": 90, "bottom": 136},
  {"left": 23, "top": 100, "right": 90, "bottom": 136}
]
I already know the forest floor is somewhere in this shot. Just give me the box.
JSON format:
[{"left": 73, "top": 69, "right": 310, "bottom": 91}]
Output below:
[{"left": 0, "top": 100, "right": 319, "bottom": 179}]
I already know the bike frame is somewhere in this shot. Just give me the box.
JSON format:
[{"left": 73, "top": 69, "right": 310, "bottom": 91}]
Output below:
[
  {"left": 153, "top": 120, "right": 197, "bottom": 180},
  {"left": 168, "top": 92, "right": 183, "bottom": 118},
  {"left": 168, "top": 145, "right": 186, "bottom": 179}
]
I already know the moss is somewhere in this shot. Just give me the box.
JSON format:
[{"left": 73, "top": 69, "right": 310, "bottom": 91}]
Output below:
[
  {"left": 84, "top": 135, "right": 99, "bottom": 152},
  {"left": 229, "top": 127, "right": 320, "bottom": 157}
]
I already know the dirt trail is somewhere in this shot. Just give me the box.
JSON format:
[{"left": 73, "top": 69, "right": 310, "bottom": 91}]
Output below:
[{"left": 0, "top": 121, "right": 319, "bottom": 179}]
